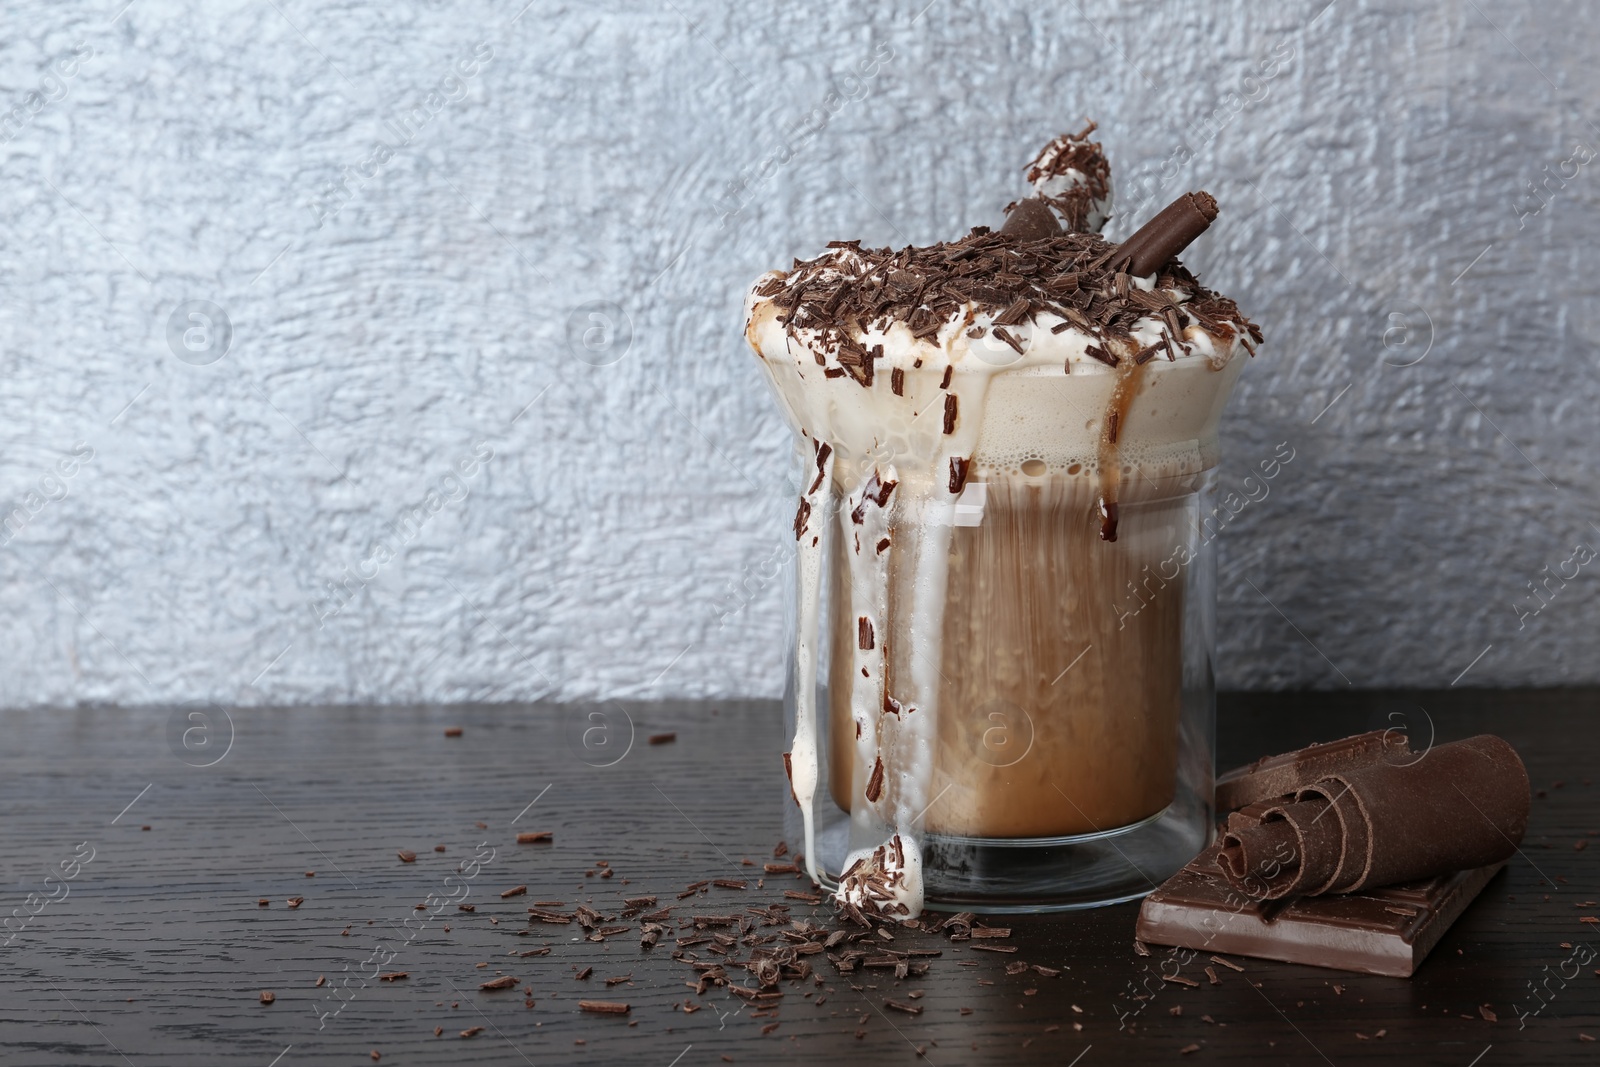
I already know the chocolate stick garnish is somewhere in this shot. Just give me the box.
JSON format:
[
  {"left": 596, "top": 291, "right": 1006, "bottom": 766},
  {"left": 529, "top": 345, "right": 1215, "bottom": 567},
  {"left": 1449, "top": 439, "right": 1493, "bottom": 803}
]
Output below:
[{"left": 1114, "top": 191, "right": 1218, "bottom": 277}]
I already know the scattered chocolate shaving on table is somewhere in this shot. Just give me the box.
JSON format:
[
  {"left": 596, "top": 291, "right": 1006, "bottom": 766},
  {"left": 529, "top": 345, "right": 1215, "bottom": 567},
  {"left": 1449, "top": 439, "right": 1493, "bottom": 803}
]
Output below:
[
  {"left": 649, "top": 733, "right": 677, "bottom": 745},
  {"left": 443, "top": 727, "right": 463, "bottom": 737},
  {"left": 528, "top": 908, "right": 573, "bottom": 924},
  {"left": 579, "top": 1000, "right": 630, "bottom": 1015},
  {"left": 459, "top": 1026, "right": 484, "bottom": 1038},
  {"left": 501, "top": 885, "right": 528, "bottom": 899},
  {"left": 378, "top": 972, "right": 407, "bottom": 982},
  {"left": 259, "top": 991, "right": 274, "bottom": 1005},
  {"left": 516, "top": 832, "right": 552, "bottom": 844},
  {"left": 397, "top": 850, "right": 416, "bottom": 864},
  {"left": 480, "top": 975, "right": 517, "bottom": 990}
]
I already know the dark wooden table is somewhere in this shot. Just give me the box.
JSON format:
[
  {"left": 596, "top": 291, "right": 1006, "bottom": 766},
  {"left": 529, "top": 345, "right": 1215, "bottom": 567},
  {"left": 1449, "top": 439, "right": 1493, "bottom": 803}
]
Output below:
[{"left": 1, "top": 690, "right": 1595, "bottom": 1065}]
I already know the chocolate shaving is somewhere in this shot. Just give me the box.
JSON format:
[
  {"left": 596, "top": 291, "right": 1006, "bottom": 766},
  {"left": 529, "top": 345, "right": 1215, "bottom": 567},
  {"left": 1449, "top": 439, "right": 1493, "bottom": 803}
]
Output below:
[
  {"left": 948, "top": 457, "right": 970, "bottom": 494},
  {"left": 808, "top": 441, "right": 832, "bottom": 494},
  {"left": 865, "top": 757, "right": 885, "bottom": 802},
  {"left": 858, "top": 616, "right": 874, "bottom": 651},
  {"left": 850, "top": 471, "right": 898, "bottom": 524},
  {"left": 754, "top": 216, "right": 1258, "bottom": 383},
  {"left": 991, "top": 325, "right": 1025, "bottom": 354},
  {"left": 578, "top": 1000, "right": 630, "bottom": 1015}
]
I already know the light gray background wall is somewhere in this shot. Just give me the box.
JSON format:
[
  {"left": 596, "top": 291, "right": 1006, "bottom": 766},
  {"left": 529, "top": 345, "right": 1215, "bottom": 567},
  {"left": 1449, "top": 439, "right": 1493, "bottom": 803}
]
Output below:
[{"left": 0, "top": 0, "right": 1594, "bottom": 708}]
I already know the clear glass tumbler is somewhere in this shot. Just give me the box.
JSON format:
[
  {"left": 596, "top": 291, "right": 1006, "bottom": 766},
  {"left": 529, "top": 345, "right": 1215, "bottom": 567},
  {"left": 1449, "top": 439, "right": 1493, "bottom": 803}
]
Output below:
[{"left": 782, "top": 456, "right": 1219, "bottom": 912}]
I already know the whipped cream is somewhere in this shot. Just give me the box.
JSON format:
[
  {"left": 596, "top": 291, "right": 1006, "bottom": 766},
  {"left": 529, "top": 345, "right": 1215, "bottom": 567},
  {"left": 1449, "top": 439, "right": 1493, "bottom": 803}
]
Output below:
[
  {"left": 836, "top": 833, "right": 923, "bottom": 920},
  {"left": 1026, "top": 122, "right": 1113, "bottom": 233}
]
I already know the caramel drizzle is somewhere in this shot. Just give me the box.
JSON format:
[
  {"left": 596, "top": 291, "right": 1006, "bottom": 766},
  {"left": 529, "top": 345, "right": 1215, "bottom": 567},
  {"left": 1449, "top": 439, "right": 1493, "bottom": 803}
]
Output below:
[{"left": 1096, "top": 350, "right": 1149, "bottom": 542}]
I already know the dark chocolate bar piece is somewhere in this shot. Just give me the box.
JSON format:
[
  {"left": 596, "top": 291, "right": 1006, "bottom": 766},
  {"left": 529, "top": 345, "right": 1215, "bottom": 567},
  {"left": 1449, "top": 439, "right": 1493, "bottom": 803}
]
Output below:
[
  {"left": 1135, "top": 842, "right": 1506, "bottom": 978},
  {"left": 1215, "top": 729, "right": 1410, "bottom": 813}
]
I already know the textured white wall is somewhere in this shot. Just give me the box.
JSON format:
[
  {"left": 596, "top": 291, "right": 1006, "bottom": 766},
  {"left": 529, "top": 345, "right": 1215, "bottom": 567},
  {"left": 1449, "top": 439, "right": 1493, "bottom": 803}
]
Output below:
[{"left": 0, "top": 0, "right": 1595, "bottom": 708}]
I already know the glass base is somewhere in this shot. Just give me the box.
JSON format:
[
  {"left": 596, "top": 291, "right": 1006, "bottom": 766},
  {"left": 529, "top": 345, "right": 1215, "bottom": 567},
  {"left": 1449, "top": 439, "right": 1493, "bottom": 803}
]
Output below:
[{"left": 807, "top": 796, "right": 1211, "bottom": 913}]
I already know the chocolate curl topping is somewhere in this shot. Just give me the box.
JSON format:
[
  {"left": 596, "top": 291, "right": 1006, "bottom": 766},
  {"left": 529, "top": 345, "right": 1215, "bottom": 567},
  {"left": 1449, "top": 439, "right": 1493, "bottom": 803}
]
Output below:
[
  {"left": 1217, "top": 798, "right": 1342, "bottom": 901},
  {"left": 1115, "top": 191, "right": 1218, "bottom": 277},
  {"left": 998, "top": 197, "right": 1062, "bottom": 241},
  {"left": 1217, "top": 735, "right": 1529, "bottom": 900}
]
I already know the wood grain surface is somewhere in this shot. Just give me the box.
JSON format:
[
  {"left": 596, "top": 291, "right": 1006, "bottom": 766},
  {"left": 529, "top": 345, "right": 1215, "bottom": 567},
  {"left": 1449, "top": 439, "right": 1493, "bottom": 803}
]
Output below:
[{"left": 0, "top": 689, "right": 1595, "bottom": 1065}]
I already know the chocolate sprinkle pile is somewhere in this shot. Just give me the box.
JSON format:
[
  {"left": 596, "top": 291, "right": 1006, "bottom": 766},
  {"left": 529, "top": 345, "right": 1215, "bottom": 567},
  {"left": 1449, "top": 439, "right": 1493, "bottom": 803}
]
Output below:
[
  {"left": 835, "top": 834, "right": 914, "bottom": 923},
  {"left": 1023, "top": 120, "right": 1111, "bottom": 232},
  {"left": 754, "top": 228, "right": 1260, "bottom": 383}
]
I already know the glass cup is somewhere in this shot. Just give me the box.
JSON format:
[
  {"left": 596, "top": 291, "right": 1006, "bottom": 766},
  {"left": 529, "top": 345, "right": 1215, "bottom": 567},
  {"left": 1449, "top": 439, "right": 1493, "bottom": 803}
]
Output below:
[{"left": 778, "top": 362, "right": 1238, "bottom": 912}]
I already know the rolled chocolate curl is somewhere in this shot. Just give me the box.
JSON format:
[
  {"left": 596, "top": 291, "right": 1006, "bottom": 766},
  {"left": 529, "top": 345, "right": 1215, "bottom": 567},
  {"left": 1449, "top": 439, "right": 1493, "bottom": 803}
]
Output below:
[
  {"left": 1217, "top": 735, "right": 1529, "bottom": 900},
  {"left": 1114, "top": 191, "right": 1218, "bottom": 277},
  {"left": 999, "top": 197, "right": 1062, "bottom": 241},
  {"left": 1217, "top": 797, "right": 1341, "bottom": 900},
  {"left": 1216, "top": 729, "right": 1412, "bottom": 813}
]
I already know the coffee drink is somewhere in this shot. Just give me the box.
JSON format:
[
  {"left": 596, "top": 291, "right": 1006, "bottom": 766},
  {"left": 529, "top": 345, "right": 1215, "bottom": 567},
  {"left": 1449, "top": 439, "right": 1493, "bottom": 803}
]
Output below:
[{"left": 744, "top": 124, "right": 1260, "bottom": 916}]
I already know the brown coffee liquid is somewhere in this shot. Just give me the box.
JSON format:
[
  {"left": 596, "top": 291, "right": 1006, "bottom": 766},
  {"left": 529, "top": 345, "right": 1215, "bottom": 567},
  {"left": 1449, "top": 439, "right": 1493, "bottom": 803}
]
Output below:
[{"left": 827, "top": 471, "right": 1191, "bottom": 838}]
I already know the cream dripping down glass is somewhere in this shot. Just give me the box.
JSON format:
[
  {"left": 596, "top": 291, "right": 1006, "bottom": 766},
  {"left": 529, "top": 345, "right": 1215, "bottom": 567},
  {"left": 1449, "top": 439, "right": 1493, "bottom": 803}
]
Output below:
[{"left": 744, "top": 124, "right": 1262, "bottom": 915}]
